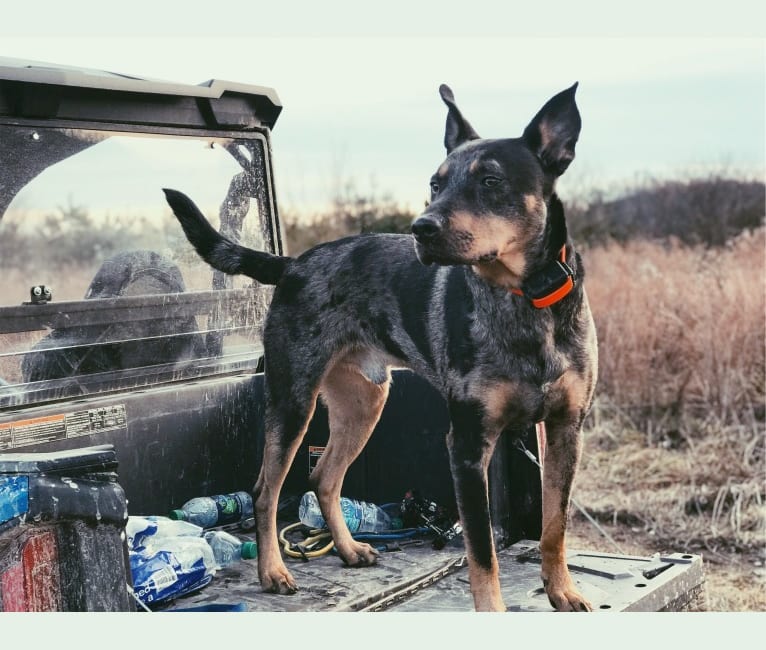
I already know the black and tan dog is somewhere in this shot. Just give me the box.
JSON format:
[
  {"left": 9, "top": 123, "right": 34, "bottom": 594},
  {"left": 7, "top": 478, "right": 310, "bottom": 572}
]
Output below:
[{"left": 163, "top": 82, "right": 597, "bottom": 612}]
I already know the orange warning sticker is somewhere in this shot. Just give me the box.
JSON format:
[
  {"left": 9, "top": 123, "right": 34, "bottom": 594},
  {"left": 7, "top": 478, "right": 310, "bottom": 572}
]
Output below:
[
  {"left": 0, "top": 405, "right": 127, "bottom": 450},
  {"left": 2, "top": 414, "right": 66, "bottom": 449}
]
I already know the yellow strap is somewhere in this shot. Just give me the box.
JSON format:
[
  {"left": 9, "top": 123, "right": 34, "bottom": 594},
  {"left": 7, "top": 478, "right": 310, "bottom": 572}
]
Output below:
[{"left": 279, "top": 521, "right": 335, "bottom": 559}]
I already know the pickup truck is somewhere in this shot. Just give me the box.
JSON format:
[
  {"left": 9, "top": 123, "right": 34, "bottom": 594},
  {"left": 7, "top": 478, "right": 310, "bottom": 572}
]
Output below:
[{"left": 0, "top": 57, "right": 705, "bottom": 613}]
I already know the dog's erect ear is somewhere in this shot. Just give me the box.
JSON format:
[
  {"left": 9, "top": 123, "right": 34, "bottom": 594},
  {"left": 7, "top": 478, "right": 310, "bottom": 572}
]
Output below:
[
  {"left": 440, "top": 84, "right": 480, "bottom": 154},
  {"left": 522, "top": 82, "right": 581, "bottom": 176}
]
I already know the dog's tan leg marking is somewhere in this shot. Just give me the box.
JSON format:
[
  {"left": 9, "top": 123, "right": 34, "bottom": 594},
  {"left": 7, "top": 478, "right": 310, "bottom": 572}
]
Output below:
[
  {"left": 465, "top": 536, "right": 505, "bottom": 612},
  {"left": 476, "top": 380, "right": 517, "bottom": 428},
  {"left": 254, "top": 394, "right": 319, "bottom": 595},
  {"left": 311, "top": 358, "right": 390, "bottom": 567},
  {"left": 540, "top": 464, "right": 592, "bottom": 611},
  {"left": 467, "top": 563, "right": 504, "bottom": 611},
  {"left": 539, "top": 371, "right": 593, "bottom": 612}
]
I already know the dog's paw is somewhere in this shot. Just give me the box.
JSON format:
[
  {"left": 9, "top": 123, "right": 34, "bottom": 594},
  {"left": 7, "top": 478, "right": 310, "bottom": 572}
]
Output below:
[
  {"left": 338, "top": 541, "right": 380, "bottom": 567},
  {"left": 546, "top": 585, "right": 593, "bottom": 612},
  {"left": 259, "top": 565, "right": 299, "bottom": 595}
]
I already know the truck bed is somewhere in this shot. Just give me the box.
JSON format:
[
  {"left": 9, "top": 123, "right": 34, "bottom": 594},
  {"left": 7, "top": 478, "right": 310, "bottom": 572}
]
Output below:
[{"left": 157, "top": 530, "right": 706, "bottom": 613}]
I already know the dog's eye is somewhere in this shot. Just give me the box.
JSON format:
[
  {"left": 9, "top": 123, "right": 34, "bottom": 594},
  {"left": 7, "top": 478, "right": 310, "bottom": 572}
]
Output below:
[
  {"left": 481, "top": 176, "right": 502, "bottom": 188},
  {"left": 430, "top": 181, "right": 440, "bottom": 193}
]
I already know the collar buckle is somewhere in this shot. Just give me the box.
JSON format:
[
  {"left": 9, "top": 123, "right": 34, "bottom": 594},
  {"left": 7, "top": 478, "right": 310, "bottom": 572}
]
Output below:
[{"left": 511, "top": 247, "right": 575, "bottom": 309}]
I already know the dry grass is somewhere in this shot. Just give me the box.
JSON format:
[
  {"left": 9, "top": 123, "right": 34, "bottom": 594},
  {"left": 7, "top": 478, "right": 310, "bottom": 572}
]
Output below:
[
  {"left": 570, "top": 229, "right": 766, "bottom": 611},
  {"left": 584, "top": 229, "right": 765, "bottom": 432}
]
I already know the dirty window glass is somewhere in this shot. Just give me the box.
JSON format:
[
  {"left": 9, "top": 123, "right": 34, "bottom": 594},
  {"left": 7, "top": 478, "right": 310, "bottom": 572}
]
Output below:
[{"left": 0, "top": 125, "right": 276, "bottom": 409}]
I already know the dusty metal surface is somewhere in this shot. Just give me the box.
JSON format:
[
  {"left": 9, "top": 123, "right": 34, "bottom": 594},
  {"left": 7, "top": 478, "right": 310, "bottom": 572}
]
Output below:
[
  {"left": 158, "top": 537, "right": 705, "bottom": 613},
  {"left": 390, "top": 541, "right": 706, "bottom": 612},
  {"left": 159, "top": 529, "right": 467, "bottom": 612}
]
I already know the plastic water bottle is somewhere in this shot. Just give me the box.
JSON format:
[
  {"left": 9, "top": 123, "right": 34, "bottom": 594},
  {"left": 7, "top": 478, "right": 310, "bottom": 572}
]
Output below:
[
  {"left": 203, "top": 530, "right": 258, "bottom": 568},
  {"left": 169, "top": 491, "right": 254, "bottom": 528},
  {"left": 298, "top": 491, "right": 392, "bottom": 533}
]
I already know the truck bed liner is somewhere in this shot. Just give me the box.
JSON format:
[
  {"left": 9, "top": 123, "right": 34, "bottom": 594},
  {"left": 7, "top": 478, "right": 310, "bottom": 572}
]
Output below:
[{"left": 159, "top": 534, "right": 705, "bottom": 613}]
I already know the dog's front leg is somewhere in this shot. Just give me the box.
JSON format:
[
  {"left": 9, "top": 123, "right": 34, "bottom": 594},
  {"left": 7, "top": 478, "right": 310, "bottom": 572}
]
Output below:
[
  {"left": 446, "top": 402, "right": 505, "bottom": 612},
  {"left": 538, "top": 417, "right": 593, "bottom": 612}
]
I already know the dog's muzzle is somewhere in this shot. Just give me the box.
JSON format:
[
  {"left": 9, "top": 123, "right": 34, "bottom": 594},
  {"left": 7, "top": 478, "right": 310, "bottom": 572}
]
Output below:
[
  {"left": 411, "top": 214, "right": 443, "bottom": 243},
  {"left": 411, "top": 214, "right": 444, "bottom": 265},
  {"left": 412, "top": 213, "right": 471, "bottom": 266}
]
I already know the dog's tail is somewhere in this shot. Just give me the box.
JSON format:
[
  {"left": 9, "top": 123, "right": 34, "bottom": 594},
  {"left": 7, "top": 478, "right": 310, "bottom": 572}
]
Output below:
[{"left": 163, "top": 188, "right": 289, "bottom": 285}]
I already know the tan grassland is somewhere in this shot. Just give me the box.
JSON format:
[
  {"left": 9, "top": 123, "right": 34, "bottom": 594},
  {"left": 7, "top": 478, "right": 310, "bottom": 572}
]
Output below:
[{"left": 570, "top": 229, "right": 765, "bottom": 611}]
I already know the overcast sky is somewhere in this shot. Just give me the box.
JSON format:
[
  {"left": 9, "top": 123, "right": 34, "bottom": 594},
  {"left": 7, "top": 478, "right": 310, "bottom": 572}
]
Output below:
[{"left": 1, "top": 4, "right": 764, "bottom": 216}]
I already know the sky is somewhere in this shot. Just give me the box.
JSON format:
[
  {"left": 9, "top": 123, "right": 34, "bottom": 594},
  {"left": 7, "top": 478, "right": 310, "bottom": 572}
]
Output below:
[{"left": 0, "top": 3, "right": 764, "bottom": 220}]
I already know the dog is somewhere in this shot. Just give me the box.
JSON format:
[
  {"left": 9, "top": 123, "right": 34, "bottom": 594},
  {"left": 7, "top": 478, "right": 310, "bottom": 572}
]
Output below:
[{"left": 163, "top": 82, "right": 598, "bottom": 612}]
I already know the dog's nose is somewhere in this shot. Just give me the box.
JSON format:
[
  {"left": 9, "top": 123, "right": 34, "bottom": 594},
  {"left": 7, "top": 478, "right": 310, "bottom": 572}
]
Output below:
[{"left": 411, "top": 215, "right": 443, "bottom": 241}]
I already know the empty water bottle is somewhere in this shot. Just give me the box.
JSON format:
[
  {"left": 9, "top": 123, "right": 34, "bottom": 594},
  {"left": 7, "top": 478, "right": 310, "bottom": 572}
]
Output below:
[
  {"left": 204, "top": 530, "right": 258, "bottom": 568},
  {"left": 169, "top": 491, "right": 253, "bottom": 528},
  {"left": 298, "top": 491, "right": 392, "bottom": 533}
]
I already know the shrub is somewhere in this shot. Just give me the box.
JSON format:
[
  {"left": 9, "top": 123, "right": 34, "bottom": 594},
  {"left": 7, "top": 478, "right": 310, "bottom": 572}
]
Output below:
[{"left": 568, "top": 174, "right": 765, "bottom": 247}]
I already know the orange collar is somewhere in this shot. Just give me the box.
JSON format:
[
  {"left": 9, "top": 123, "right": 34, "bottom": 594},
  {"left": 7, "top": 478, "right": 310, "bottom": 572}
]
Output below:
[{"left": 510, "top": 246, "right": 575, "bottom": 308}]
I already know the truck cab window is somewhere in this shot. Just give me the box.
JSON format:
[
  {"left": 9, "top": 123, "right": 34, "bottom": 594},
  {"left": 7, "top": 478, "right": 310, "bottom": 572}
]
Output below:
[{"left": 0, "top": 126, "right": 276, "bottom": 408}]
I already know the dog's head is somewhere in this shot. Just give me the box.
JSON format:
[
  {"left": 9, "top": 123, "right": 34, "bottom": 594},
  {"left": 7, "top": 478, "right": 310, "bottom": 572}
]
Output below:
[{"left": 412, "top": 84, "right": 581, "bottom": 286}]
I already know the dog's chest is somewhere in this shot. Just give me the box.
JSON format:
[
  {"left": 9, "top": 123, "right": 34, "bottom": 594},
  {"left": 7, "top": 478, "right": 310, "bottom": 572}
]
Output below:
[
  {"left": 475, "top": 302, "right": 569, "bottom": 376},
  {"left": 454, "top": 306, "right": 581, "bottom": 423}
]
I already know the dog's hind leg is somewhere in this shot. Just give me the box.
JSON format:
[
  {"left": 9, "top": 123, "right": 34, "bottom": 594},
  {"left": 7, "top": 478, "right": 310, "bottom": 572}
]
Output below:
[
  {"left": 309, "top": 355, "right": 391, "bottom": 567},
  {"left": 253, "top": 378, "right": 320, "bottom": 595}
]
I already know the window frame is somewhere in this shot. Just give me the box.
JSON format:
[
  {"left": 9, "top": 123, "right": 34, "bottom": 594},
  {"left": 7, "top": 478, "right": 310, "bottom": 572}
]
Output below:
[{"left": 0, "top": 119, "right": 282, "bottom": 410}]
